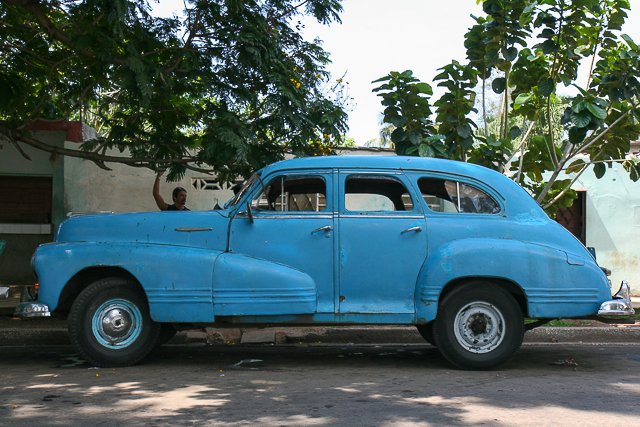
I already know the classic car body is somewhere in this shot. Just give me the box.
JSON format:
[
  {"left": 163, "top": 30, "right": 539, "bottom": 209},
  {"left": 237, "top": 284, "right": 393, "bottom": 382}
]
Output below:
[{"left": 9, "top": 156, "right": 634, "bottom": 369}]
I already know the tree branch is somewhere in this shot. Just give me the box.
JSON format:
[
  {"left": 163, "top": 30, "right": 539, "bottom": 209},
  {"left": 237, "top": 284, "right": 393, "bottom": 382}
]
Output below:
[{"left": 2, "top": 0, "right": 127, "bottom": 66}]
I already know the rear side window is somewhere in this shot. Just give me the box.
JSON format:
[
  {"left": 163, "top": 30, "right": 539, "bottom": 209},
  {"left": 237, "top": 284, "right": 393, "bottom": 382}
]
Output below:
[
  {"left": 418, "top": 178, "right": 500, "bottom": 214},
  {"left": 344, "top": 175, "right": 413, "bottom": 212}
]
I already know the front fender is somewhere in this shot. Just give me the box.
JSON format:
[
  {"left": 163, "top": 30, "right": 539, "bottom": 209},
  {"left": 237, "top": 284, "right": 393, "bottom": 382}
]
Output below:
[
  {"left": 35, "top": 242, "right": 221, "bottom": 322},
  {"left": 415, "top": 238, "right": 611, "bottom": 321}
]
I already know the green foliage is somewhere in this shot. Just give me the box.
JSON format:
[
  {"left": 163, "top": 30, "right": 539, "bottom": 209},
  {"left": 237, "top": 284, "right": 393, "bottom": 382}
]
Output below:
[
  {"left": 374, "top": 0, "right": 640, "bottom": 216},
  {"left": 372, "top": 70, "right": 436, "bottom": 155},
  {"left": 0, "top": 0, "right": 348, "bottom": 182}
]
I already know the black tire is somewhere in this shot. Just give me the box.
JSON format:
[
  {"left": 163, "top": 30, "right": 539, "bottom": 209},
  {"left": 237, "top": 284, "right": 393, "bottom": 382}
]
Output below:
[
  {"left": 68, "top": 277, "right": 160, "bottom": 368},
  {"left": 416, "top": 322, "right": 436, "bottom": 347},
  {"left": 156, "top": 323, "right": 178, "bottom": 346},
  {"left": 433, "top": 282, "right": 524, "bottom": 370}
]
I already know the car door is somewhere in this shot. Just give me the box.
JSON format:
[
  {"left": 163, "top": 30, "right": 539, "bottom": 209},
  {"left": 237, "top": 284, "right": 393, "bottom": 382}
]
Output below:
[
  {"left": 337, "top": 171, "right": 427, "bottom": 314},
  {"left": 227, "top": 170, "right": 335, "bottom": 314}
]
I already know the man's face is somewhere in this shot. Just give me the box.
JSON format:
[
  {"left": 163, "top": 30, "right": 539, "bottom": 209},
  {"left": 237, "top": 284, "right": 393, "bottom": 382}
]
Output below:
[{"left": 174, "top": 190, "right": 187, "bottom": 206}]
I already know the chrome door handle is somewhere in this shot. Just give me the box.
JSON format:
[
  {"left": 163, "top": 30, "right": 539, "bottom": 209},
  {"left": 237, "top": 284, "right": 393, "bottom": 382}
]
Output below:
[
  {"left": 401, "top": 226, "right": 422, "bottom": 234},
  {"left": 311, "top": 225, "right": 333, "bottom": 234}
]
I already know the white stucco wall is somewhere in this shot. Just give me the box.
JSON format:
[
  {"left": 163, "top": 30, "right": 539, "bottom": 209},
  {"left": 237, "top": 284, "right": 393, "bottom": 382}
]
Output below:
[
  {"left": 0, "top": 131, "right": 63, "bottom": 175},
  {"left": 61, "top": 145, "right": 396, "bottom": 215},
  {"left": 576, "top": 163, "right": 640, "bottom": 295},
  {"left": 62, "top": 146, "right": 236, "bottom": 214}
]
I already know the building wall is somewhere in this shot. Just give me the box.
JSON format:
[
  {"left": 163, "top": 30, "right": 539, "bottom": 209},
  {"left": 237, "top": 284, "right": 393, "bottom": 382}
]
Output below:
[
  {"left": 576, "top": 164, "right": 640, "bottom": 295},
  {"left": 0, "top": 131, "right": 64, "bottom": 284}
]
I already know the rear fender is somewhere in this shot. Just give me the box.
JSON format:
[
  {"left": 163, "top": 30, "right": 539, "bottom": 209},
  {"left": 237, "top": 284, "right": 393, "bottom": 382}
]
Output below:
[{"left": 415, "top": 238, "right": 610, "bottom": 321}]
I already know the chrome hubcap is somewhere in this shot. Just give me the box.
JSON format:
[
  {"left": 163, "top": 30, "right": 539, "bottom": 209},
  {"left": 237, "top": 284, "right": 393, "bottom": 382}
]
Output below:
[
  {"left": 92, "top": 299, "right": 142, "bottom": 349},
  {"left": 454, "top": 301, "right": 505, "bottom": 354}
]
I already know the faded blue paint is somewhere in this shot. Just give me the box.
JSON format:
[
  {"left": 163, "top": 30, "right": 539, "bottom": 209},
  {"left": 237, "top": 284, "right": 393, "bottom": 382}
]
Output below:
[
  {"left": 212, "top": 253, "right": 316, "bottom": 315},
  {"left": 35, "top": 242, "right": 219, "bottom": 322},
  {"left": 32, "top": 156, "right": 618, "bottom": 330}
]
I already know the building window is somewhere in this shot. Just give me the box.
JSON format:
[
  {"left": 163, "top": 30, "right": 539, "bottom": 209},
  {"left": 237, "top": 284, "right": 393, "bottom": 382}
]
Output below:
[{"left": 0, "top": 176, "right": 52, "bottom": 224}]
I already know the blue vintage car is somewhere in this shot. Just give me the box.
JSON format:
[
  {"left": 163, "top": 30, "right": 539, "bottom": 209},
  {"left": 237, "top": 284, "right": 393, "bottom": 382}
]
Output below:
[{"left": 8, "top": 156, "right": 634, "bottom": 369}]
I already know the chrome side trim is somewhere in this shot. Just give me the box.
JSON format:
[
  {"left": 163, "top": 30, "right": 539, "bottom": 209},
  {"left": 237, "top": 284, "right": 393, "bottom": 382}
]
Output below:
[
  {"left": 66, "top": 211, "right": 113, "bottom": 218},
  {"left": 598, "top": 281, "right": 635, "bottom": 317},
  {"left": 175, "top": 227, "right": 213, "bottom": 232},
  {"left": 340, "top": 215, "right": 424, "bottom": 219},
  {"left": 14, "top": 302, "right": 51, "bottom": 318},
  {"left": 252, "top": 214, "right": 334, "bottom": 219}
]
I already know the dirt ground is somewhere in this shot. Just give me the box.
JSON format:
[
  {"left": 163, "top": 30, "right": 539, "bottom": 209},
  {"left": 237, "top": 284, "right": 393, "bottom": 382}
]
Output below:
[{"left": 2, "top": 342, "right": 640, "bottom": 426}]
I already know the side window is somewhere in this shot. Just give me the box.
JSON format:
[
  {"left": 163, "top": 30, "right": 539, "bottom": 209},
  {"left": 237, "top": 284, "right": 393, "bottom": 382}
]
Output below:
[
  {"left": 344, "top": 175, "right": 413, "bottom": 212},
  {"left": 418, "top": 177, "right": 500, "bottom": 214},
  {"left": 251, "top": 175, "right": 327, "bottom": 212}
]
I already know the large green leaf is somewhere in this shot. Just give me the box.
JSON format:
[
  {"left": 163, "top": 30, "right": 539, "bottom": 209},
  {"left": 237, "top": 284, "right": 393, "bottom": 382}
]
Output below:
[
  {"left": 492, "top": 77, "right": 507, "bottom": 94},
  {"left": 594, "top": 162, "right": 606, "bottom": 179},
  {"left": 456, "top": 123, "right": 472, "bottom": 138},
  {"left": 390, "top": 127, "right": 407, "bottom": 143},
  {"left": 566, "top": 159, "right": 586, "bottom": 174},
  {"left": 586, "top": 103, "right": 608, "bottom": 119},
  {"left": 538, "top": 77, "right": 554, "bottom": 96},
  {"left": 622, "top": 34, "right": 639, "bottom": 51},
  {"left": 515, "top": 93, "right": 533, "bottom": 105},
  {"left": 571, "top": 110, "right": 592, "bottom": 128},
  {"left": 502, "top": 46, "right": 518, "bottom": 62},
  {"left": 509, "top": 126, "right": 522, "bottom": 139}
]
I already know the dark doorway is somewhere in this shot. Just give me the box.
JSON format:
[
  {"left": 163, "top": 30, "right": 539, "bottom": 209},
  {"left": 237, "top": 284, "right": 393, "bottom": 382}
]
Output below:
[{"left": 555, "top": 191, "right": 586, "bottom": 244}]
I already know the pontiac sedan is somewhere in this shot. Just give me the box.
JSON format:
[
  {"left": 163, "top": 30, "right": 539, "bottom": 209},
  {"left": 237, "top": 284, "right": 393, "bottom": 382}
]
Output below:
[{"left": 10, "top": 156, "right": 633, "bottom": 369}]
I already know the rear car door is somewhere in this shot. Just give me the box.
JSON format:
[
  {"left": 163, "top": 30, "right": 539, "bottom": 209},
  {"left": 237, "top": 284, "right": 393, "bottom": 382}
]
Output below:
[{"left": 337, "top": 171, "right": 427, "bottom": 314}]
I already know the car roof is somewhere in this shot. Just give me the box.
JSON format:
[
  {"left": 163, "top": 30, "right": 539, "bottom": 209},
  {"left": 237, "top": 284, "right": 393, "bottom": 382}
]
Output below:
[{"left": 262, "top": 155, "right": 501, "bottom": 180}]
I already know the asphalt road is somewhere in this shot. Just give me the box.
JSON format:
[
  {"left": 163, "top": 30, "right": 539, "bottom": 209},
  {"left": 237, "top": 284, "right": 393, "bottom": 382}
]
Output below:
[{"left": 1, "top": 343, "right": 640, "bottom": 427}]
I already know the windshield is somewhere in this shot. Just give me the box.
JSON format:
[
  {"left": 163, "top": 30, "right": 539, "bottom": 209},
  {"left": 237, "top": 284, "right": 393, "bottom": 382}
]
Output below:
[{"left": 224, "top": 173, "right": 259, "bottom": 208}]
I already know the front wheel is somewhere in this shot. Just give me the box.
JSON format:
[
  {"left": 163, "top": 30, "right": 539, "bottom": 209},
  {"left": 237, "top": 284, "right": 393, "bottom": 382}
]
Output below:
[
  {"left": 433, "top": 282, "right": 524, "bottom": 370},
  {"left": 416, "top": 322, "right": 436, "bottom": 347},
  {"left": 68, "top": 278, "right": 160, "bottom": 367}
]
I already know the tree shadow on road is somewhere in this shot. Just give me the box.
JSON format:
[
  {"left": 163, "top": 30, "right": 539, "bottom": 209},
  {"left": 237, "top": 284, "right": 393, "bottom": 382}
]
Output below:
[{"left": 1, "top": 344, "right": 640, "bottom": 426}]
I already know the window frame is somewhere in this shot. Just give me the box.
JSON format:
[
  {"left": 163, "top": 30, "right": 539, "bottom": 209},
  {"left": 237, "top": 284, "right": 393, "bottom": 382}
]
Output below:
[
  {"left": 247, "top": 170, "right": 333, "bottom": 216},
  {"left": 409, "top": 172, "right": 504, "bottom": 216},
  {"left": 339, "top": 171, "right": 421, "bottom": 216}
]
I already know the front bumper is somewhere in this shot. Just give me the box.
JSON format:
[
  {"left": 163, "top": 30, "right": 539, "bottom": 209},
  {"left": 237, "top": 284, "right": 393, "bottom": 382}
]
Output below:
[
  {"left": 14, "top": 301, "right": 51, "bottom": 317},
  {"left": 0, "top": 287, "right": 8, "bottom": 300},
  {"left": 598, "top": 281, "right": 635, "bottom": 317}
]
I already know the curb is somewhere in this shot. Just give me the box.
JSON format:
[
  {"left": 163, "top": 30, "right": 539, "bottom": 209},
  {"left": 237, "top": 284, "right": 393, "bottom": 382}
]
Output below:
[{"left": 1, "top": 325, "right": 639, "bottom": 347}]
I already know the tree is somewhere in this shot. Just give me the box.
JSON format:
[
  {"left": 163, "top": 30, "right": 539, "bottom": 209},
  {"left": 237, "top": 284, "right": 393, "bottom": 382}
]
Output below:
[
  {"left": 0, "top": 0, "right": 348, "bottom": 182},
  {"left": 373, "top": 0, "right": 640, "bottom": 216}
]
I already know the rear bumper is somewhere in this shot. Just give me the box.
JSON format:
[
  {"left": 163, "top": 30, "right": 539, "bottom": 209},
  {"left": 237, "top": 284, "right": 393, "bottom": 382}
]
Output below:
[
  {"left": 0, "top": 287, "right": 8, "bottom": 300},
  {"left": 598, "top": 281, "right": 635, "bottom": 317}
]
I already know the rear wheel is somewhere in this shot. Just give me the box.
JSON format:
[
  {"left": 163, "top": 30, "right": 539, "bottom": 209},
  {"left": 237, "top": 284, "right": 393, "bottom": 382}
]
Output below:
[
  {"left": 68, "top": 278, "right": 160, "bottom": 367},
  {"left": 433, "top": 282, "right": 524, "bottom": 370},
  {"left": 156, "top": 323, "right": 178, "bottom": 346}
]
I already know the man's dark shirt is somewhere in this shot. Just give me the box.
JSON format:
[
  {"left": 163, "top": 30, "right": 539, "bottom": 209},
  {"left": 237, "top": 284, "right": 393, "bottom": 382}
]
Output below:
[{"left": 167, "top": 204, "right": 190, "bottom": 211}]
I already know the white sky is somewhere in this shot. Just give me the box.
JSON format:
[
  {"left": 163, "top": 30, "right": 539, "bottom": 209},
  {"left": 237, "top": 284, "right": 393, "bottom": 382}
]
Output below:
[{"left": 153, "top": 0, "right": 640, "bottom": 145}]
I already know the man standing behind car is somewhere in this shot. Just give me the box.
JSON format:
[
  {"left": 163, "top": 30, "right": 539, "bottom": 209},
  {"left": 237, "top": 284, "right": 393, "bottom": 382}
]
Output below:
[{"left": 152, "top": 169, "right": 191, "bottom": 211}]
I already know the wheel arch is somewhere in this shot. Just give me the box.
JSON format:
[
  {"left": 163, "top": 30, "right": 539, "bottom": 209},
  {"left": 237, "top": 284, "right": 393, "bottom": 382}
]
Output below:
[
  {"left": 439, "top": 276, "right": 529, "bottom": 318},
  {"left": 56, "top": 266, "right": 143, "bottom": 312}
]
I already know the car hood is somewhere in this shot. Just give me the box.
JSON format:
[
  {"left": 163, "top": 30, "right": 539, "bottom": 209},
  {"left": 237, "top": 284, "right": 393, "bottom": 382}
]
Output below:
[{"left": 56, "top": 210, "right": 231, "bottom": 251}]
